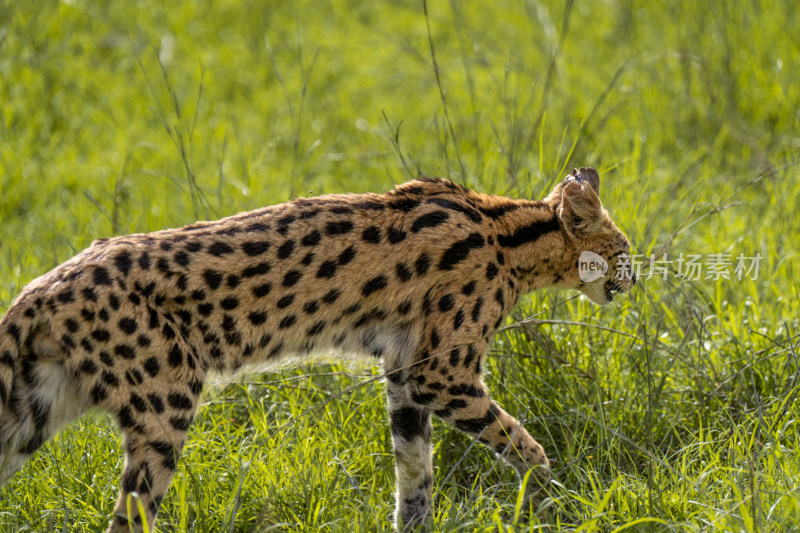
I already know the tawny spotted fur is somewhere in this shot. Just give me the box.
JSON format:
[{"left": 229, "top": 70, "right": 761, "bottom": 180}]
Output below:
[{"left": 0, "top": 168, "right": 634, "bottom": 531}]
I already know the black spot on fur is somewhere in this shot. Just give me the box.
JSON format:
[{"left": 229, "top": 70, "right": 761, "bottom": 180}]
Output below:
[
  {"left": 156, "top": 257, "right": 175, "bottom": 277},
  {"left": 118, "top": 317, "right": 137, "bottom": 335},
  {"left": 471, "top": 298, "right": 484, "bottom": 323},
  {"left": 169, "top": 416, "right": 192, "bottom": 431},
  {"left": 390, "top": 407, "right": 430, "bottom": 440},
  {"left": 479, "top": 203, "right": 520, "bottom": 219},
  {"left": 439, "top": 233, "right": 485, "bottom": 270},
  {"left": 150, "top": 440, "right": 176, "bottom": 470},
  {"left": 61, "top": 333, "right": 76, "bottom": 351},
  {"left": 301, "top": 231, "right": 321, "bottom": 247},
  {"left": 143, "top": 357, "right": 160, "bottom": 377},
  {"left": 361, "top": 226, "right": 381, "bottom": 243},
  {"left": 411, "top": 392, "right": 436, "bottom": 405},
  {"left": 245, "top": 222, "right": 269, "bottom": 232},
  {"left": 438, "top": 294, "right": 454, "bottom": 312},
  {"left": 387, "top": 228, "right": 407, "bottom": 244},
  {"left": 397, "top": 300, "right": 412, "bottom": 315},
  {"left": 495, "top": 287, "right": 505, "bottom": 308},
  {"left": 448, "top": 382, "right": 484, "bottom": 397},
  {"left": 268, "top": 341, "right": 284, "bottom": 358},
  {"left": 276, "top": 215, "right": 295, "bottom": 235},
  {"left": 91, "top": 384, "right": 109, "bottom": 403},
  {"left": 454, "top": 309, "right": 465, "bottom": 330},
  {"left": 426, "top": 197, "right": 482, "bottom": 223},
  {"left": 253, "top": 283, "right": 272, "bottom": 298},
  {"left": 259, "top": 333, "right": 272, "bottom": 348},
  {"left": 279, "top": 315, "right": 297, "bottom": 329},
  {"left": 118, "top": 406, "right": 136, "bottom": 429},
  {"left": 354, "top": 201, "right": 386, "bottom": 211},
  {"left": 435, "top": 398, "right": 468, "bottom": 419},
  {"left": 175, "top": 309, "right": 192, "bottom": 325},
  {"left": 114, "top": 252, "right": 133, "bottom": 277},
  {"left": 388, "top": 197, "right": 420, "bottom": 212},
  {"left": 130, "top": 392, "right": 148, "bottom": 412},
  {"left": 422, "top": 292, "right": 432, "bottom": 315},
  {"left": 138, "top": 252, "right": 151, "bottom": 270},
  {"left": 307, "top": 321, "right": 326, "bottom": 336},
  {"left": 220, "top": 297, "right": 239, "bottom": 310},
  {"left": 242, "top": 262, "right": 271, "bottom": 277},
  {"left": 415, "top": 253, "right": 431, "bottom": 275},
  {"left": 283, "top": 270, "right": 302, "bottom": 287},
  {"left": 277, "top": 294, "right": 295, "bottom": 308},
  {"left": 248, "top": 311, "right": 267, "bottom": 325},
  {"left": 82, "top": 287, "right": 98, "bottom": 302},
  {"left": 80, "top": 359, "right": 98, "bottom": 374},
  {"left": 242, "top": 241, "right": 271, "bottom": 256},
  {"left": 162, "top": 323, "right": 175, "bottom": 340},
  {"left": 344, "top": 303, "right": 362, "bottom": 315},
  {"left": 463, "top": 344, "right": 478, "bottom": 367},
  {"left": 430, "top": 329, "right": 441, "bottom": 349},
  {"left": 139, "top": 282, "right": 156, "bottom": 298},
  {"left": 395, "top": 262, "right": 413, "bottom": 282},
  {"left": 174, "top": 251, "right": 190, "bottom": 267},
  {"left": 99, "top": 351, "right": 113, "bottom": 367},
  {"left": 411, "top": 211, "right": 449, "bottom": 233},
  {"left": 168, "top": 392, "right": 193, "bottom": 410},
  {"left": 122, "top": 467, "right": 139, "bottom": 492},
  {"left": 338, "top": 245, "right": 356, "bottom": 265},
  {"left": 486, "top": 262, "right": 499, "bottom": 280},
  {"left": 322, "top": 288, "right": 341, "bottom": 304},
  {"left": 454, "top": 404, "right": 500, "bottom": 433},
  {"left": 203, "top": 269, "right": 223, "bottom": 290},
  {"left": 147, "top": 393, "right": 165, "bottom": 413},
  {"left": 168, "top": 344, "right": 183, "bottom": 367},
  {"left": 353, "top": 308, "right": 387, "bottom": 327},
  {"left": 208, "top": 241, "right": 234, "bottom": 256},
  {"left": 221, "top": 315, "right": 236, "bottom": 331},
  {"left": 316, "top": 260, "right": 337, "bottom": 279},
  {"left": 462, "top": 281, "right": 477, "bottom": 295},
  {"left": 362, "top": 275, "right": 388, "bottom": 297},
  {"left": 189, "top": 378, "right": 203, "bottom": 396},
  {"left": 57, "top": 289, "right": 74, "bottom": 303},
  {"left": 449, "top": 348, "right": 461, "bottom": 367},
  {"left": 114, "top": 344, "right": 135, "bottom": 359},
  {"left": 277, "top": 240, "right": 295, "bottom": 259},
  {"left": 326, "top": 220, "right": 354, "bottom": 235},
  {"left": 497, "top": 215, "right": 559, "bottom": 247}
]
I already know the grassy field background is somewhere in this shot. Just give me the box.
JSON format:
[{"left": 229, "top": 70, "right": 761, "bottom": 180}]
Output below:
[{"left": 2, "top": 0, "right": 800, "bottom": 531}]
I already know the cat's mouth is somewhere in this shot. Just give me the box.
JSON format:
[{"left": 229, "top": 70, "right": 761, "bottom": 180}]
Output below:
[{"left": 604, "top": 280, "right": 622, "bottom": 302}]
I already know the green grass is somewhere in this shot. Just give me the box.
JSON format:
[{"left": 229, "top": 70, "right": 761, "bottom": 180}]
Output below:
[{"left": 2, "top": 0, "right": 800, "bottom": 530}]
